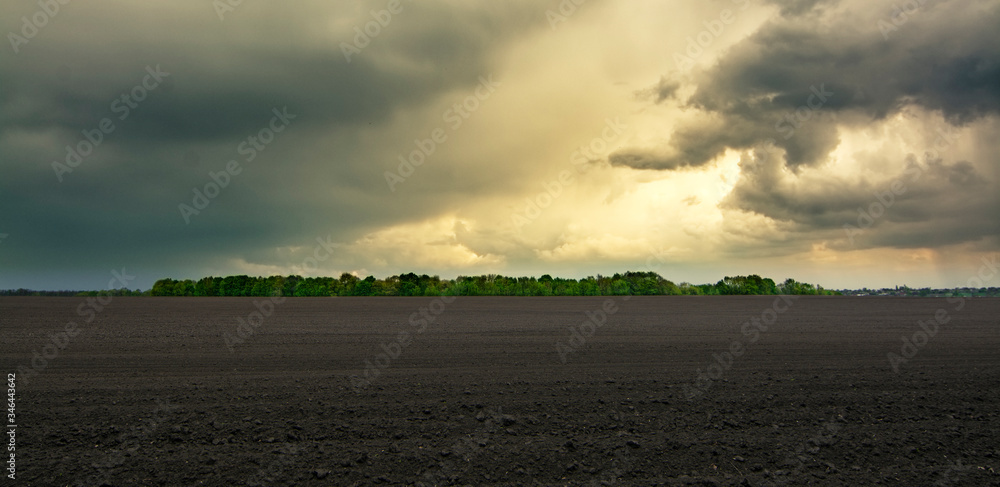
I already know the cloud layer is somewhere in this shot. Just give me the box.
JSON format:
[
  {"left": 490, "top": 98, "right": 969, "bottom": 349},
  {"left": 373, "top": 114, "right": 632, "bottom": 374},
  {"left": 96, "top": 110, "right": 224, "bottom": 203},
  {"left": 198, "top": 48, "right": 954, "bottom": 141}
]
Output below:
[{"left": 1, "top": 0, "right": 997, "bottom": 289}]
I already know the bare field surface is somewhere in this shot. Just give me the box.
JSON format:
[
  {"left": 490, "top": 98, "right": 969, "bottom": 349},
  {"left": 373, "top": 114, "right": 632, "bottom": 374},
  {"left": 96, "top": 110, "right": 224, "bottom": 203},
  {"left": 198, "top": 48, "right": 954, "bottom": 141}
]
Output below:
[{"left": 2, "top": 296, "right": 999, "bottom": 486}]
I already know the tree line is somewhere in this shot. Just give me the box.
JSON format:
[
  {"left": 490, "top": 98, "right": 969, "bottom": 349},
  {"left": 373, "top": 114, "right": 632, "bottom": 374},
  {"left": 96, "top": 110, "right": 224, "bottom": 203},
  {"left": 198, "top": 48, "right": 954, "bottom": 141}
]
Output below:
[
  {"left": 0, "top": 288, "right": 145, "bottom": 297},
  {"left": 145, "top": 272, "right": 839, "bottom": 297},
  {"left": 13, "top": 276, "right": 1000, "bottom": 297}
]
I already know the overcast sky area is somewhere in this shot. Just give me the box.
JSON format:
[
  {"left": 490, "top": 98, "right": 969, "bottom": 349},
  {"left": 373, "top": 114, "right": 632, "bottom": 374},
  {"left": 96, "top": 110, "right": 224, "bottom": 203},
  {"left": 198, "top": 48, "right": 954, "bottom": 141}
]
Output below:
[{"left": 1, "top": 0, "right": 998, "bottom": 290}]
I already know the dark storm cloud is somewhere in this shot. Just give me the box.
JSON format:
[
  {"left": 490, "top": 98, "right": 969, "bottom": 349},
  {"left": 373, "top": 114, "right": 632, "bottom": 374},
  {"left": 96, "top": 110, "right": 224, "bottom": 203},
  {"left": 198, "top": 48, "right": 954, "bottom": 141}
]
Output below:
[
  {"left": 635, "top": 76, "right": 680, "bottom": 105},
  {"left": 763, "top": 0, "right": 839, "bottom": 16},
  {"left": 606, "top": 0, "right": 1000, "bottom": 253},
  {"left": 0, "top": 1, "right": 552, "bottom": 289},
  {"left": 1, "top": 2, "right": 538, "bottom": 142},
  {"left": 721, "top": 148, "right": 997, "bottom": 250},
  {"left": 611, "top": 0, "right": 1000, "bottom": 171}
]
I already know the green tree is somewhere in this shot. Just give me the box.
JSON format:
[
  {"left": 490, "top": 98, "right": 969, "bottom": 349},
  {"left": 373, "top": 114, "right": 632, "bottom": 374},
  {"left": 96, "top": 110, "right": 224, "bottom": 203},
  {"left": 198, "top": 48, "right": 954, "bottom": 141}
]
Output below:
[{"left": 353, "top": 275, "right": 376, "bottom": 296}]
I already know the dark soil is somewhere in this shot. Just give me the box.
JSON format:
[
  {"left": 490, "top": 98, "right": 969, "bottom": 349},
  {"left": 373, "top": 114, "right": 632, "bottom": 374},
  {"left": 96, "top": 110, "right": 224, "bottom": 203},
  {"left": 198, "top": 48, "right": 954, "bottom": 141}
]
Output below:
[{"left": 2, "top": 296, "right": 999, "bottom": 486}]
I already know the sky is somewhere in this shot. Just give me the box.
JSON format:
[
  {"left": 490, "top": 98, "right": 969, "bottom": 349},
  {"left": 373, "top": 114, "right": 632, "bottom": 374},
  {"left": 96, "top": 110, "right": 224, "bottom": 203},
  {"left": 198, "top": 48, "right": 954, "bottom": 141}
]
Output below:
[{"left": 1, "top": 0, "right": 998, "bottom": 291}]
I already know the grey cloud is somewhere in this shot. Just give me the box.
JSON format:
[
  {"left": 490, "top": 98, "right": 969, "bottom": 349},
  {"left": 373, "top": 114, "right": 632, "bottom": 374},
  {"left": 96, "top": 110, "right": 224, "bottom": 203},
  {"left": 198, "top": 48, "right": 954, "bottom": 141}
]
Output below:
[
  {"left": 607, "top": 149, "right": 686, "bottom": 171},
  {"left": 2, "top": 2, "right": 538, "bottom": 143},
  {"left": 606, "top": 0, "right": 1000, "bottom": 254},
  {"left": 721, "top": 147, "right": 998, "bottom": 251},
  {"left": 0, "top": 0, "right": 552, "bottom": 289},
  {"left": 635, "top": 76, "right": 680, "bottom": 104},
  {"left": 763, "top": 0, "right": 840, "bottom": 17},
  {"left": 612, "top": 0, "right": 1000, "bottom": 171}
]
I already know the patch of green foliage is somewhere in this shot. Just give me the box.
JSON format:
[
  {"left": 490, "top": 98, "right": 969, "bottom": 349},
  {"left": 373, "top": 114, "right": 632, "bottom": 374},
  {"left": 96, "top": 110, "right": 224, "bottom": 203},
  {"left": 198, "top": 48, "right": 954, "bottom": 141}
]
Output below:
[{"left": 144, "top": 272, "right": 839, "bottom": 297}]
